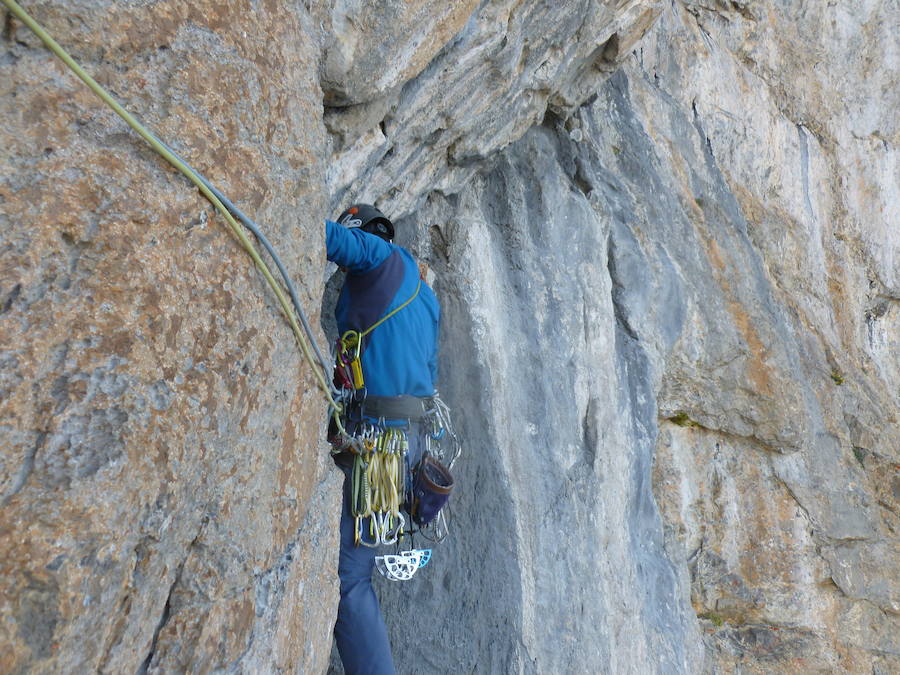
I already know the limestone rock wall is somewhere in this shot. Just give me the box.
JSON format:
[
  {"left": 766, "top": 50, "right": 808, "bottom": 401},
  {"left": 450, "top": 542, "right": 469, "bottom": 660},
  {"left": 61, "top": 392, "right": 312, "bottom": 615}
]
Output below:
[
  {"left": 1, "top": 1, "right": 896, "bottom": 674},
  {"left": 1, "top": 2, "right": 338, "bottom": 673}
]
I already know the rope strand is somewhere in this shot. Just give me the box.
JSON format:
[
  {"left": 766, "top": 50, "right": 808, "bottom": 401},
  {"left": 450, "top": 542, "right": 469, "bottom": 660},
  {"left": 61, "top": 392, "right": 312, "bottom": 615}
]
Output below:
[{"left": 3, "top": 0, "right": 342, "bottom": 423}]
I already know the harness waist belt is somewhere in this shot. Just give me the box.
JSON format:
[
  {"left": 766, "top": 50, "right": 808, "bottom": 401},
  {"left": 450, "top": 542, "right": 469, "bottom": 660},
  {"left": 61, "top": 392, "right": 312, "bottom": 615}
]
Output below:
[{"left": 358, "top": 395, "right": 434, "bottom": 421}]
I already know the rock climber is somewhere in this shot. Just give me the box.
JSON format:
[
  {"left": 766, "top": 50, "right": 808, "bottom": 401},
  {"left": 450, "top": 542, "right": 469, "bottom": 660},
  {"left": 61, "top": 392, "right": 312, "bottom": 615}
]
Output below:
[{"left": 325, "top": 204, "right": 441, "bottom": 675}]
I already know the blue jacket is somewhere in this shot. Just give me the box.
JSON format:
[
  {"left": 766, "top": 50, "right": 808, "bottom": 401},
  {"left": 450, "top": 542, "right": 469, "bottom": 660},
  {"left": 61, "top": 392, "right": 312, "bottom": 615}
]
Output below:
[{"left": 325, "top": 220, "right": 440, "bottom": 398}]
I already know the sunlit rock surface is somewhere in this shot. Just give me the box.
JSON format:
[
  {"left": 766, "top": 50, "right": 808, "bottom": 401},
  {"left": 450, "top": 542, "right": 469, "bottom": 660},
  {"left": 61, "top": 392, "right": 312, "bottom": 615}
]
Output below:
[
  {"left": 1, "top": 2, "right": 338, "bottom": 672},
  {"left": 2, "top": 1, "right": 896, "bottom": 673}
]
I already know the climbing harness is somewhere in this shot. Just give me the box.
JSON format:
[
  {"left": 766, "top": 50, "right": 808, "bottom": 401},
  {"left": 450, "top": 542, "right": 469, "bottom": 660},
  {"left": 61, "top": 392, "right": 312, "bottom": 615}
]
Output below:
[
  {"left": 2, "top": 0, "right": 344, "bottom": 428},
  {"left": 327, "top": 278, "right": 460, "bottom": 571},
  {"left": 335, "top": 395, "right": 460, "bottom": 568}
]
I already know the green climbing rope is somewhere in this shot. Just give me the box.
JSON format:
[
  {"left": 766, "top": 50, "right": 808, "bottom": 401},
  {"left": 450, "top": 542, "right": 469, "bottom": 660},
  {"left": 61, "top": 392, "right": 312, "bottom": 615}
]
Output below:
[{"left": 3, "top": 0, "right": 343, "bottom": 424}]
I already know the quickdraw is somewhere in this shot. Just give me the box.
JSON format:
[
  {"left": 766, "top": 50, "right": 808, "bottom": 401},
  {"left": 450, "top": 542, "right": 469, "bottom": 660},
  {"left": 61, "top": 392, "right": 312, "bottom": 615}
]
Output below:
[{"left": 349, "top": 425, "right": 409, "bottom": 547}]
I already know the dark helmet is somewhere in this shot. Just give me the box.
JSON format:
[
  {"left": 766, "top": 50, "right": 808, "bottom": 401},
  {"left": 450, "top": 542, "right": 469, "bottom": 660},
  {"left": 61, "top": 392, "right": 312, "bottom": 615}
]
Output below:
[{"left": 336, "top": 203, "right": 395, "bottom": 242}]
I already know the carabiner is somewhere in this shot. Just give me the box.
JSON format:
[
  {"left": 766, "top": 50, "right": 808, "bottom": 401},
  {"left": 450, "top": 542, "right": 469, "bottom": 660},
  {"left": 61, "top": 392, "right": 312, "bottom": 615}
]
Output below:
[
  {"left": 356, "top": 515, "right": 380, "bottom": 548},
  {"left": 379, "top": 511, "right": 405, "bottom": 546}
]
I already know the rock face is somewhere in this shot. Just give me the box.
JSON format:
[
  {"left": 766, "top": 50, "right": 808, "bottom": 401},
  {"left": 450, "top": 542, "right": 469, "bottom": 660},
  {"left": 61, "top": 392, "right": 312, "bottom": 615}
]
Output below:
[
  {"left": 1, "top": 2, "right": 338, "bottom": 672},
  {"left": 2, "top": 1, "right": 897, "bottom": 674}
]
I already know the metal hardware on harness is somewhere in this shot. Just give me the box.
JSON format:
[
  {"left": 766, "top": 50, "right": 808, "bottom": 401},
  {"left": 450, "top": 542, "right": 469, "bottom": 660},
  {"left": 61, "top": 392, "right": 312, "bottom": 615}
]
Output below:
[
  {"left": 374, "top": 549, "right": 431, "bottom": 581},
  {"left": 348, "top": 426, "right": 409, "bottom": 547},
  {"left": 414, "top": 396, "right": 461, "bottom": 544},
  {"left": 334, "top": 394, "right": 461, "bottom": 546},
  {"left": 424, "top": 397, "right": 462, "bottom": 470},
  {"left": 339, "top": 330, "right": 365, "bottom": 390}
]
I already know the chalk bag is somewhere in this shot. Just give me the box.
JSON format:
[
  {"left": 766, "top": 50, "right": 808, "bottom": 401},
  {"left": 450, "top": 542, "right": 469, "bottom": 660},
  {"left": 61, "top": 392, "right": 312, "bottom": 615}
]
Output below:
[{"left": 411, "top": 454, "right": 454, "bottom": 526}]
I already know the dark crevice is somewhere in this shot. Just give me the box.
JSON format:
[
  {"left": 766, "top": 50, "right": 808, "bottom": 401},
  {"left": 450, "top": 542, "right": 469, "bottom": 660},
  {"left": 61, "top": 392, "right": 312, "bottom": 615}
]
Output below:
[
  {"left": 730, "top": 1, "right": 755, "bottom": 21},
  {"left": 666, "top": 411, "right": 704, "bottom": 429},
  {"left": 660, "top": 412, "right": 783, "bottom": 455},
  {"left": 4, "top": 9, "right": 14, "bottom": 43},
  {"left": 137, "top": 574, "right": 176, "bottom": 675},
  {"left": 595, "top": 32, "right": 619, "bottom": 70},
  {"left": 581, "top": 397, "right": 599, "bottom": 469},
  {"left": 606, "top": 232, "right": 639, "bottom": 340},
  {"left": 2, "top": 282, "right": 21, "bottom": 313},
  {"left": 690, "top": 98, "right": 716, "bottom": 164},
  {"left": 429, "top": 223, "right": 451, "bottom": 263},
  {"left": 137, "top": 521, "right": 206, "bottom": 674},
  {"left": 573, "top": 158, "right": 593, "bottom": 197},
  {"left": 541, "top": 106, "right": 562, "bottom": 130},
  {"left": 578, "top": 92, "right": 599, "bottom": 111}
]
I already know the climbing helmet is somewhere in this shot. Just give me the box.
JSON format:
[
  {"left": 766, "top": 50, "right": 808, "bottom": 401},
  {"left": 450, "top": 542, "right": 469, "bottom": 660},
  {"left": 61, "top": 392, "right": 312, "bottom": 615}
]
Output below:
[{"left": 337, "top": 203, "right": 395, "bottom": 242}]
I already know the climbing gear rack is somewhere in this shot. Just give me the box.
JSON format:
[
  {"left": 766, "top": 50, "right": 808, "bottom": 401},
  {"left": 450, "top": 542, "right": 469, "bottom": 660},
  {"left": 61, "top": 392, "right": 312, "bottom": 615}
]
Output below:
[
  {"left": 349, "top": 425, "right": 408, "bottom": 547},
  {"left": 333, "top": 391, "right": 461, "bottom": 559}
]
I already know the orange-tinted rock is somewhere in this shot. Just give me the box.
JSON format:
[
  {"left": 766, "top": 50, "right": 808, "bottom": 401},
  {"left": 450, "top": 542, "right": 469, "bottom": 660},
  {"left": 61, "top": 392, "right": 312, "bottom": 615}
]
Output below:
[{"left": 1, "top": 2, "right": 338, "bottom": 672}]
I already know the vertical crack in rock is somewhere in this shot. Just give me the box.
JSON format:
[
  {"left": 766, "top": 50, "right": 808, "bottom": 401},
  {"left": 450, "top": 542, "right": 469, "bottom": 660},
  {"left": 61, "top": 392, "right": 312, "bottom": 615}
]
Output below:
[
  {"left": 581, "top": 397, "right": 599, "bottom": 470},
  {"left": 137, "top": 573, "right": 178, "bottom": 675},
  {"left": 137, "top": 522, "right": 206, "bottom": 674},
  {"left": 2, "top": 282, "right": 21, "bottom": 313},
  {"left": 690, "top": 98, "right": 717, "bottom": 166},
  {"left": 606, "top": 231, "right": 640, "bottom": 340}
]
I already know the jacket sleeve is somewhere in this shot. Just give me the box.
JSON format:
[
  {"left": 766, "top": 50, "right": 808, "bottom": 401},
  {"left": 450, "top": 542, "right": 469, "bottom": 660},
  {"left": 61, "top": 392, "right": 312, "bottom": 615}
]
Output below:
[{"left": 325, "top": 220, "right": 393, "bottom": 274}]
